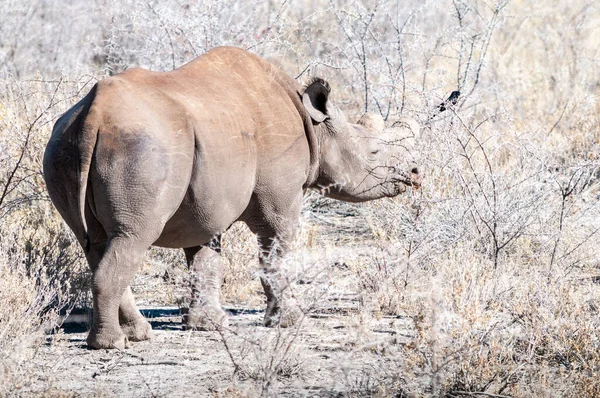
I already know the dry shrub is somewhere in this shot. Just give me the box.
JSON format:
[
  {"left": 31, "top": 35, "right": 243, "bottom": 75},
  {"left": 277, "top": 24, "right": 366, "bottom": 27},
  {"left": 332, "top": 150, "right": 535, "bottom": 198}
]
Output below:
[
  {"left": 228, "top": 327, "right": 307, "bottom": 395},
  {"left": 392, "top": 248, "right": 600, "bottom": 396},
  {"left": 0, "top": 252, "right": 39, "bottom": 354},
  {"left": 0, "top": 79, "right": 88, "bottom": 392},
  {"left": 0, "top": 210, "right": 83, "bottom": 395}
]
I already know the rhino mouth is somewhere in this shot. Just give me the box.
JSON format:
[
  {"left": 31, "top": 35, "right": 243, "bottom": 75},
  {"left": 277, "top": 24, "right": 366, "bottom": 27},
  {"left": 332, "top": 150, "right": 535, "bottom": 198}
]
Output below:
[{"left": 392, "top": 167, "right": 421, "bottom": 190}]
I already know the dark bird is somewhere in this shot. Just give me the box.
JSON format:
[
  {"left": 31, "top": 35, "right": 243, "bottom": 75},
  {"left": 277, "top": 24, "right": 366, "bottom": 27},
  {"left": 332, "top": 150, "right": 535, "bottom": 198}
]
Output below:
[{"left": 437, "top": 90, "right": 461, "bottom": 113}]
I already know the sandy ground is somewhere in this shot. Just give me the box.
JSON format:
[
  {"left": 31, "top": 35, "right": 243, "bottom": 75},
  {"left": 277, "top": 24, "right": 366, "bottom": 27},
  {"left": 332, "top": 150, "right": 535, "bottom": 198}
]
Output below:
[{"left": 17, "top": 304, "right": 414, "bottom": 397}]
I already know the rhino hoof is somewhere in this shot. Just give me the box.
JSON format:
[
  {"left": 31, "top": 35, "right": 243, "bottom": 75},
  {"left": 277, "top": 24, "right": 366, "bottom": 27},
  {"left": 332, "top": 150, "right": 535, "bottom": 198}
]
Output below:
[
  {"left": 86, "top": 328, "right": 129, "bottom": 350},
  {"left": 182, "top": 307, "right": 228, "bottom": 331},
  {"left": 121, "top": 318, "right": 153, "bottom": 342},
  {"left": 264, "top": 305, "right": 303, "bottom": 328}
]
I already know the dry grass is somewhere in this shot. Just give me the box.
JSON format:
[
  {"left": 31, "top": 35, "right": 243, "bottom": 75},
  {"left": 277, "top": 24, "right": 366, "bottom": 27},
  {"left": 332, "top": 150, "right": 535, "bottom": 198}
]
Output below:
[{"left": 1, "top": 0, "right": 600, "bottom": 396}]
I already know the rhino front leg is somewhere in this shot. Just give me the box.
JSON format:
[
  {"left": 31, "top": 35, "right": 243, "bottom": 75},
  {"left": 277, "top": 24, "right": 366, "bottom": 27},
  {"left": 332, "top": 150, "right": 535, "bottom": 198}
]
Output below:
[
  {"left": 245, "top": 204, "right": 304, "bottom": 329},
  {"left": 182, "top": 239, "right": 228, "bottom": 331},
  {"left": 257, "top": 235, "right": 303, "bottom": 328},
  {"left": 244, "top": 183, "right": 305, "bottom": 327}
]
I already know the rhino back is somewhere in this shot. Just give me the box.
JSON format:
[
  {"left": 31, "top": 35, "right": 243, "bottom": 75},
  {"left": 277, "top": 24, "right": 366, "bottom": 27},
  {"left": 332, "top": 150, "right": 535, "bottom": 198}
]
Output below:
[{"left": 175, "top": 47, "right": 311, "bottom": 178}]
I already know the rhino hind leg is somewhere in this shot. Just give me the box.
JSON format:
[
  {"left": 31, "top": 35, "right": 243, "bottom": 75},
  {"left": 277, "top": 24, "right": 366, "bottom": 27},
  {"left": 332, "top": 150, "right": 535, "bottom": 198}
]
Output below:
[
  {"left": 182, "top": 242, "right": 228, "bottom": 331},
  {"left": 84, "top": 242, "right": 151, "bottom": 344},
  {"left": 119, "top": 286, "right": 152, "bottom": 342},
  {"left": 86, "top": 235, "right": 154, "bottom": 349}
]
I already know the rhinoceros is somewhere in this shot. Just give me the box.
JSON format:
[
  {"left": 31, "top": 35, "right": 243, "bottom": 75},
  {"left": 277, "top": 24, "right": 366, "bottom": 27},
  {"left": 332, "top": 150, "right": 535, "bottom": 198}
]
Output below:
[{"left": 43, "top": 46, "right": 422, "bottom": 349}]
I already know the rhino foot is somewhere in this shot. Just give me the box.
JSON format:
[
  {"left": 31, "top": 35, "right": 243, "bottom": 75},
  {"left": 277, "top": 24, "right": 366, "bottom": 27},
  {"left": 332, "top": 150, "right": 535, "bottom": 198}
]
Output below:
[
  {"left": 86, "top": 327, "right": 129, "bottom": 350},
  {"left": 121, "top": 317, "right": 153, "bottom": 342},
  {"left": 182, "top": 306, "right": 229, "bottom": 331}
]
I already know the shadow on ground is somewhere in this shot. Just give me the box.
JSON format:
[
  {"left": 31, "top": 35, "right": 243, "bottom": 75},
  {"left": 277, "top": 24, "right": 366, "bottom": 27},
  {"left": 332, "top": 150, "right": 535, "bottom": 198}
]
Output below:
[{"left": 58, "top": 307, "right": 265, "bottom": 334}]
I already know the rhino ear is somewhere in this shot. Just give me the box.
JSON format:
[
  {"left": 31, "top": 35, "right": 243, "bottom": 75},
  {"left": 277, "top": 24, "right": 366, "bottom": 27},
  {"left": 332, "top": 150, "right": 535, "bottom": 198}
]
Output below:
[{"left": 302, "top": 78, "right": 330, "bottom": 123}]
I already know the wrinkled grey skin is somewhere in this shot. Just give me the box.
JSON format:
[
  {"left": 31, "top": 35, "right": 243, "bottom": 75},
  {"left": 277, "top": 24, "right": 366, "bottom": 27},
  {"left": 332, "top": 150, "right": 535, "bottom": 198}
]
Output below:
[{"left": 43, "top": 47, "right": 420, "bottom": 349}]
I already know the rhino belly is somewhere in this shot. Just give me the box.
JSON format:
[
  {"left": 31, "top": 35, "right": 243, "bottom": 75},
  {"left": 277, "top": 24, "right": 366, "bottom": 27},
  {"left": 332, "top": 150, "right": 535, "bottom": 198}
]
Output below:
[{"left": 152, "top": 175, "right": 254, "bottom": 248}]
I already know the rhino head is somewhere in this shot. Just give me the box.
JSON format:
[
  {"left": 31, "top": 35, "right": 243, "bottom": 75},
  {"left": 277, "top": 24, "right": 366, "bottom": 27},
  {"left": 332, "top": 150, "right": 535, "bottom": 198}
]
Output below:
[{"left": 303, "top": 79, "right": 420, "bottom": 202}]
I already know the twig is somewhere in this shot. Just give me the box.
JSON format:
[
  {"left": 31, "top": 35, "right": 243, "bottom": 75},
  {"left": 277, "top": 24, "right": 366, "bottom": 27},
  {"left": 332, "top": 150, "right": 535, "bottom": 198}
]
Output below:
[
  {"left": 547, "top": 101, "right": 569, "bottom": 136},
  {"left": 449, "top": 391, "right": 512, "bottom": 398}
]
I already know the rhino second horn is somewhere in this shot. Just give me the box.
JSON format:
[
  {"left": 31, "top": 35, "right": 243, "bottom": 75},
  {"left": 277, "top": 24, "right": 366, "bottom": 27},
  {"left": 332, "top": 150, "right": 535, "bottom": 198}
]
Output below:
[
  {"left": 357, "top": 113, "right": 385, "bottom": 133},
  {"left": 392, "top": 117, "right": 420, "bottom": 139}
]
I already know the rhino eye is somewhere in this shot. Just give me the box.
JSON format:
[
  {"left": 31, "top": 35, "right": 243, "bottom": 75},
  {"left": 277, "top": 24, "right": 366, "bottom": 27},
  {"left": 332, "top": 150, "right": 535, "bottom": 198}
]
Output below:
[{"left": 370, "top": 149, "right": 380, "bottom": 155}]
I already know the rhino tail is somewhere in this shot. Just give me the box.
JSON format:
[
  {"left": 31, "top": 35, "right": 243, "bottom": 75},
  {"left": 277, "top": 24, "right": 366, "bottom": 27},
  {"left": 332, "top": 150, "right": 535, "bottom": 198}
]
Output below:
[{"left": 75, "top": 84, "right": 99, "bottom": 253}]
